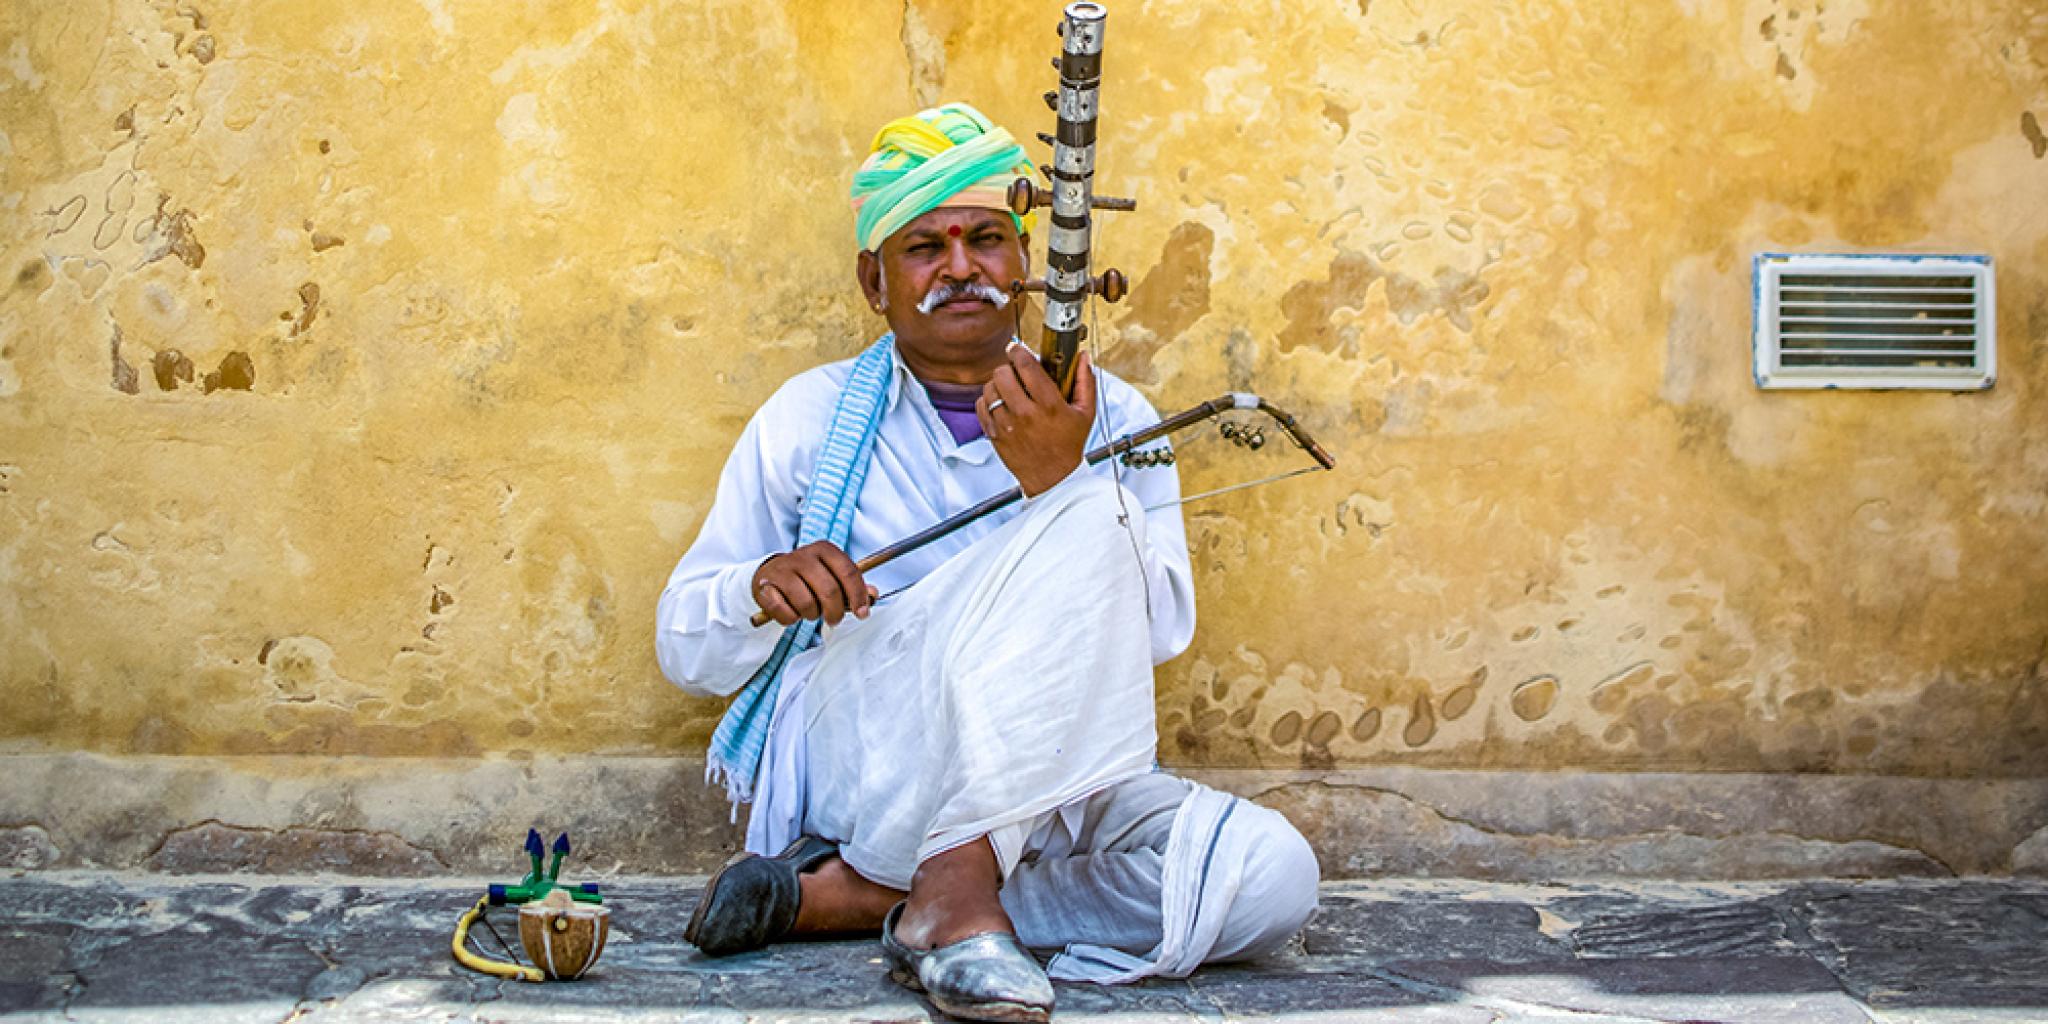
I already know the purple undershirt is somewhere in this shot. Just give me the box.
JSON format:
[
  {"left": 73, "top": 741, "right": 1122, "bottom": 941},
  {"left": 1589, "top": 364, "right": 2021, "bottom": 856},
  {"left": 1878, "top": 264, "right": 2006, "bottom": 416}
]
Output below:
[{"left": 921, "top": 379, "right": 986, "bottom": 445}]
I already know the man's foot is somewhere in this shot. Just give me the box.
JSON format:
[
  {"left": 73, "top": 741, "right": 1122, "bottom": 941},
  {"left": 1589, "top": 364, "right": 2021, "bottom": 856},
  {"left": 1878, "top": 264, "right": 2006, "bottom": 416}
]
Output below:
[
  {"left": 882, "top": 903, "right": 1054, "bottom": 1024},
  {"left": 882, "top": 838, "right": 1053, "bottom": 1023},
  {"left": 683, "top": 834, "right": 838, "bottom": 956},
  {"left": 891, "top": 837, "right": 1015, "bottom": 949},
  {"left": 791, "top": 854, "right": 902, "bottom": 934}
]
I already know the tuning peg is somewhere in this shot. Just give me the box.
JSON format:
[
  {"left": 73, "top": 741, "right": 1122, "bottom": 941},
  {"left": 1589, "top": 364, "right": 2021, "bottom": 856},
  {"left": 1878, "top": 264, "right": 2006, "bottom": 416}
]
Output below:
[
  {"left": 1044, "top": 90, "right": 1059, "bottom": 111},
  {"left": 1037, "top": 131, "right": 1056, "bottom": 147},
  {"left": 1008, "top": 177, "right": 1039, "bottom": 217},
  {"left": 1010, "top": 271, "right": 1127, "bottom": 304},
  {"left": 1005, "top": 178, "right": 1139, "bottom": 216}
]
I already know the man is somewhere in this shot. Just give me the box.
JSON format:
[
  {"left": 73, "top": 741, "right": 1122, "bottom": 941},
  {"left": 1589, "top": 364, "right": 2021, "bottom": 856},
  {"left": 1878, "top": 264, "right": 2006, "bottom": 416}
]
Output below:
[{"left": 656, "top": 103, "right": 1317, "bottom": 1022}]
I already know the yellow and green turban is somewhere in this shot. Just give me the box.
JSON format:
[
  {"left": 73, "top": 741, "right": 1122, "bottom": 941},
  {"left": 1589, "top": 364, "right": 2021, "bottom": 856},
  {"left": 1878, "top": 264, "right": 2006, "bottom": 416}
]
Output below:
[{"left": 850, "top": 102, "right": 1037, "bottom": 252}]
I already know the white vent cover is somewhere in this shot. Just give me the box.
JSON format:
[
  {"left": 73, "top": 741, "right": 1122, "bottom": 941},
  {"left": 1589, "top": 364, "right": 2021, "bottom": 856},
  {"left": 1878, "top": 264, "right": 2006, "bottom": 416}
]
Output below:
[{"left": 1753, "top": 253, "right": 1995, "bottom": 390}]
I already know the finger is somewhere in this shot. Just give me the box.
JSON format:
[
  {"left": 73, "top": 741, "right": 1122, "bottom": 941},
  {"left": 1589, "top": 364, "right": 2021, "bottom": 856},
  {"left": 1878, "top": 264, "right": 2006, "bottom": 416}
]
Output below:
[
  {"left": 756, "top": 580, "right": 799, "bottom": 627},
  {"left": 792, "top": 557, "right": 847, "bottom": 625},
  {"left": 1007, "top": 343, "right": 1056, "bottom": 406},
  {"left": 818, "top": 544, "right": 870, "bottom": 620},
  {"left": 772, "top": 565, "right": 822, "bottom": 622},
  {"left": 1070, "top": 349, "right": 1098, "bottom": 418},
  {"left": 990, "top": 364, "right": 1033, "bottom": 419},
  {"left": 974, "top": 390, "right": 999, "bottom": 439}
]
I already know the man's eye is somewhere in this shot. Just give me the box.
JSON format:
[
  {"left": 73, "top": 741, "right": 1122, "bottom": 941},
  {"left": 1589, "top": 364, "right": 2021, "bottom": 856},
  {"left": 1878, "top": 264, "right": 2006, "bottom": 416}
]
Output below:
[{"left": 908, "top": 242, "right": 939, "bottom": 254}]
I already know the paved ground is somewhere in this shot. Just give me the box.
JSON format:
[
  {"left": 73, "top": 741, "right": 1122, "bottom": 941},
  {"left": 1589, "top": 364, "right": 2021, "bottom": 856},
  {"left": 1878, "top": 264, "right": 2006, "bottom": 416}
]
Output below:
[{"left": 3, "top": 873, "right": 2046, "bottom": 1023}]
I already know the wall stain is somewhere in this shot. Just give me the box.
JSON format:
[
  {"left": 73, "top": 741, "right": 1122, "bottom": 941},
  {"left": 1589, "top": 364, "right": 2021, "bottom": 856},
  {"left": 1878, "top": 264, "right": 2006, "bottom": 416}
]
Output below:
[
  {"left": 1113, "top": 221, "right": 1214, "bottom": 378},
  {"left": 1306, "top": 710, "right": 1341, "bottom": 746},
  {"left": 48, "top": 196, "right": 87, "bottom": 236},
  {"left": 1270, "top": 709, "right": 1303, "bottom": 746},
  {"left": 1512, "top": 676, "right": 1560, "bottom": 722},
  {"left": 291, "top": 283, "right": 320, "bottom": 336},
  {"left": 151, "top": 349, "right": 194, "bottom": 391},
  {"left": 1442, "top": 667, "right": 1483, "bottom": 721},
  {"left": 2024, "top": 112, "right": 2046, "bottom": 159},
  {"left": 1403, "top": 693, "right": 1438, "bottom": 747},
  {"left": 141, "top": 197, "right": 205, "bottom": 269},
  {"left": 1350, "top": 706, "right": 1381, "bottom": 741},
  {"left": 109, "top": 325, "right": 139, "bottom": 394},
  {"left": 201, "top": 351, "right": 254, "bottom": 393},
  {"left": 16, "top": 261, "right": 51, "bottom": 293},
  {"left": 1279, "top": 248, "right": 1493, "bottom": 354}
]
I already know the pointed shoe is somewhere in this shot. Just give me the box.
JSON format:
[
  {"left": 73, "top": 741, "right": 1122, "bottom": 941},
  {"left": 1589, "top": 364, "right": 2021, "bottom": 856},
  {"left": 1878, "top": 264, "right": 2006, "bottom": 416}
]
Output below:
[
  {"left": 879, "top": 902, "right": 1054, "bottom": 1023},
  {"left": 683, "top": 834, "right": 838, "bottom": 956}
]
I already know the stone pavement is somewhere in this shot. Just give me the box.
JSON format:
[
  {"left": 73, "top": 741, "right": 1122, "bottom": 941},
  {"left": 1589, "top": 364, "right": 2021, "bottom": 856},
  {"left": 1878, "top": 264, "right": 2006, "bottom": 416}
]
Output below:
[{"left": 3, "top": 873, "right": 2046, "bottom": 1023}]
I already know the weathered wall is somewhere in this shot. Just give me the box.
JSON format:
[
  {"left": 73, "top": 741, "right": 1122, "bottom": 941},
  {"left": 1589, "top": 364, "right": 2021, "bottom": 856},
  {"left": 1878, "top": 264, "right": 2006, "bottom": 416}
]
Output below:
[{"left": 3, "top": 0, "right": 2045, "bottom": 843}]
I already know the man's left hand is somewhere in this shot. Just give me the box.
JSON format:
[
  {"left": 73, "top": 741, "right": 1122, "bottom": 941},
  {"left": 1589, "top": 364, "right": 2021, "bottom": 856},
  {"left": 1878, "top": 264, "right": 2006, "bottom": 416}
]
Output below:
[{"left": 977, "top": 346, "right": 1096, "bottom": 497}]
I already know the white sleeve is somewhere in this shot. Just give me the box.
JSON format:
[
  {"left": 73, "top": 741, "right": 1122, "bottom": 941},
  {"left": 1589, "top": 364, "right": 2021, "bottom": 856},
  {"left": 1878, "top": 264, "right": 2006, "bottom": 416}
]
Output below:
[
  {"left": 654, "top": 406, "right": 809, "bottom": 699},
  {"left": 1100, "top": 387, "right": 1198, "bottom": 665}
]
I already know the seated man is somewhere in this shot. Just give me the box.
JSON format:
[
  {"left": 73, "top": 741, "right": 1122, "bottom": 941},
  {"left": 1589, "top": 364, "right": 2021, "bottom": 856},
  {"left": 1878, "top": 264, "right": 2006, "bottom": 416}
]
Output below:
[{"left": 655, "top": 102, "right": 1317, "bottom": 1022}]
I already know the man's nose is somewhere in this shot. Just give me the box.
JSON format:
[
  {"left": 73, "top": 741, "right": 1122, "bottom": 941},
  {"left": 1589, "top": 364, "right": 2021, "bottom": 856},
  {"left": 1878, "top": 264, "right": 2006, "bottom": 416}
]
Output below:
[{"left": 940, "top": 236, "right": 977, "bottom": 280}]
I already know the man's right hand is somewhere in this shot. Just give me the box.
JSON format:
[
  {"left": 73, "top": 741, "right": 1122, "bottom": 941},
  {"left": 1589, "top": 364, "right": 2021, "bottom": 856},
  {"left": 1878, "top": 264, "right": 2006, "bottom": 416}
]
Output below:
[{"left": 751, "top": 541, "right": 874, "bottom": 627}]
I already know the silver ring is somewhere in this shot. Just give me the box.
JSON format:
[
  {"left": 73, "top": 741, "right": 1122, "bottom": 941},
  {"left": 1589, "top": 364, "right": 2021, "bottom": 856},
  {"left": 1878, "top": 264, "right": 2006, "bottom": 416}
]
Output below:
[{"left": 987, "top": 398, "right": 1006, "bottom": 414}]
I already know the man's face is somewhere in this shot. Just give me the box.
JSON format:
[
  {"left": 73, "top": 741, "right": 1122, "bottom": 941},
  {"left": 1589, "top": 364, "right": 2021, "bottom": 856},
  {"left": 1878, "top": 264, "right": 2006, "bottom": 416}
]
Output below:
[{"left": 859, "top": 206, "right": 1029, "bottom": 372}]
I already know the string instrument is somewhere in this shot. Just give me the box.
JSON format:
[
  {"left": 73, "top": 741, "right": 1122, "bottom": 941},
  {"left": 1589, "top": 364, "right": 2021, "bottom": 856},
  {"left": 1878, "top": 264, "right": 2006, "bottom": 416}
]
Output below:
[{"left": 748, "top": 0, "right": 1334, "bottom": 628}]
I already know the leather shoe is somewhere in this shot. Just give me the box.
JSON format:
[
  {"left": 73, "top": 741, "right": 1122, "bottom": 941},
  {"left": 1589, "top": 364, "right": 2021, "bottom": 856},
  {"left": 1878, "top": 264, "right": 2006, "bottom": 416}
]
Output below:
[
  {"left": 880, "top": 901, "right": 1054, "bottom": 1023},
  {"left": 684, "top": 834, "right": 837, "bottom": 956}
]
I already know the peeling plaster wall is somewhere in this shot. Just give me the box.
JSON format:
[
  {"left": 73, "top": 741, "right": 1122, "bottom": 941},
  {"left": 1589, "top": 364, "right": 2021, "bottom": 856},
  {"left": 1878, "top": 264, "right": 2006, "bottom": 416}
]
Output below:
[{"left": 2, "top": 1, "right": 2045, "bottom": 792}]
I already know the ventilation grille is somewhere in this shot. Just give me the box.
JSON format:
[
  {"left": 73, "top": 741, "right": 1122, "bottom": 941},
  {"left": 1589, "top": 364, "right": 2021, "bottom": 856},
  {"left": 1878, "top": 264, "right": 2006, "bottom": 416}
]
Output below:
[{"left": 1753, "top": 253, "right": 1995, "bottom": 390}]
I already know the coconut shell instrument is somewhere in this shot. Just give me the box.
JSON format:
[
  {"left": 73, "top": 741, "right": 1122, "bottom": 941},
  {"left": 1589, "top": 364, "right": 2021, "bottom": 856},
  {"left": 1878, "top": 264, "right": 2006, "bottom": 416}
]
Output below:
[{"left": 452, "top": 829, "right": 610, "bottom": 983}]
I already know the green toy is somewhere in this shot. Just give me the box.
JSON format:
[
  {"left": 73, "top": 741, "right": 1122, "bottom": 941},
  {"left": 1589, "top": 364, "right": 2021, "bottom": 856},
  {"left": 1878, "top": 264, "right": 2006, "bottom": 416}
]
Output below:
[{"left": 490, "top": 829, "right": 604, "bottom": 906}]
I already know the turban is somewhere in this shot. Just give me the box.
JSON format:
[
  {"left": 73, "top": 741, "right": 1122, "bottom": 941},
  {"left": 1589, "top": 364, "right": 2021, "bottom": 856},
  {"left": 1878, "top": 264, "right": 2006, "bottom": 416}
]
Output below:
[{"left": 850, "top": 102, "right": 1037, "bottom": 253}]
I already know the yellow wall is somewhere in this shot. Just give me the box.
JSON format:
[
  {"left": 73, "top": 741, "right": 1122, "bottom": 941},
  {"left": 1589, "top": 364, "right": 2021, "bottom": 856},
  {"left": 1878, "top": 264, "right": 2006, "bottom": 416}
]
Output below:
[{"left": 4, "top": 0, "right": 2044, "bottom": 779}]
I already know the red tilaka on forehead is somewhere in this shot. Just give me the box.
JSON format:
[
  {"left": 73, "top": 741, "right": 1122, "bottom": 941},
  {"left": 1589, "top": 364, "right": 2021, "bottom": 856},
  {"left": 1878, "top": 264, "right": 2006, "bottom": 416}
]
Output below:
[{"left": 947, "top": 225, "right": 962, "bottom": 237}]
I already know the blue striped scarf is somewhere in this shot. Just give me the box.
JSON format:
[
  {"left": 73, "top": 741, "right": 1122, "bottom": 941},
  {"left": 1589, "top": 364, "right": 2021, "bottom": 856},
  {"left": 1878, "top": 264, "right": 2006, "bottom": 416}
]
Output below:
[{"left": 706, "top": 336, "right": 897, "bottom": 804}]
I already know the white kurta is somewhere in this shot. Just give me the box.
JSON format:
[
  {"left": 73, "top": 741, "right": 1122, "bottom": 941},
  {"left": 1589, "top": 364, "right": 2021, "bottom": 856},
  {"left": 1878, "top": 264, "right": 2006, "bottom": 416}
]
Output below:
[
  {"left": 655, "top": 344, "right": 1197, "bottom": 853},
  {"left": 798, "top": 469, "right": 1162, "bottom": 886},
  {"left": 654, "top": 344, "right": 1195, "bottom": 705},
  {"left": 655, "top": 346, "right": 1319, "bottom": 981}
]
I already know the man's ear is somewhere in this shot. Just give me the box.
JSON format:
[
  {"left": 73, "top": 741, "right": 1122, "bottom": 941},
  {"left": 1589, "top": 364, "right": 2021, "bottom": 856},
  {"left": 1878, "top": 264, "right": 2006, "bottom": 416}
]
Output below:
[
  {"left": 1017, "top": 233, "right": 1031, "bottom": 279},
  {"left": 857, "top": 249, "right": 886, "bottom": 312}
]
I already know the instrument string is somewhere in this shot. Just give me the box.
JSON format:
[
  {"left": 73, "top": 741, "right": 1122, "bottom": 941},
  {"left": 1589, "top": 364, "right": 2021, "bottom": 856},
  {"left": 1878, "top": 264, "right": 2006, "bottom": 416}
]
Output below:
[
  {"left": 1091, "top": 281, "right": 1157, "bottom": 623},
  {"left": 1144, "top": 464, "right": 1321, "bottom": 512},
  {"left": 477, "top": 911, "right": 525, "bottom": 967}
]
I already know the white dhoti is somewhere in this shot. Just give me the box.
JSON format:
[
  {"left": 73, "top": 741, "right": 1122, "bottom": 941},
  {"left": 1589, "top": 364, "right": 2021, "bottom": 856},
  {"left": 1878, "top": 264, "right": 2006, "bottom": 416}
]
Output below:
[{"left": 780, "top": 471, "right": 1320, "bottom": 981}]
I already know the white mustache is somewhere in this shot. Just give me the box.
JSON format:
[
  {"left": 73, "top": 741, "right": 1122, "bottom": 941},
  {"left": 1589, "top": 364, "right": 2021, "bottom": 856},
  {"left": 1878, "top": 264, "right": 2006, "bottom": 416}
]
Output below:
[{"left": 916, "top": 281, "right": 1012, "bottom": 315}]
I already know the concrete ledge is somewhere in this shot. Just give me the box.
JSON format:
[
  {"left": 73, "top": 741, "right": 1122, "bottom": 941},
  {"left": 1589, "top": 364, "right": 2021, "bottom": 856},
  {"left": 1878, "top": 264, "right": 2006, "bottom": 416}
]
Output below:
[{"left": 3, "top": 753, "right": 2044, "bottom": 878}]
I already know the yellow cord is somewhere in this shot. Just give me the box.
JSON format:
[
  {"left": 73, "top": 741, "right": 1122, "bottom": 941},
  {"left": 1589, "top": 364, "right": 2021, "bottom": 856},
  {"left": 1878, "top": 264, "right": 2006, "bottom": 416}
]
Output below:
[{"left": 453, "top": 895, "right": 544, "bottom": 983}]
